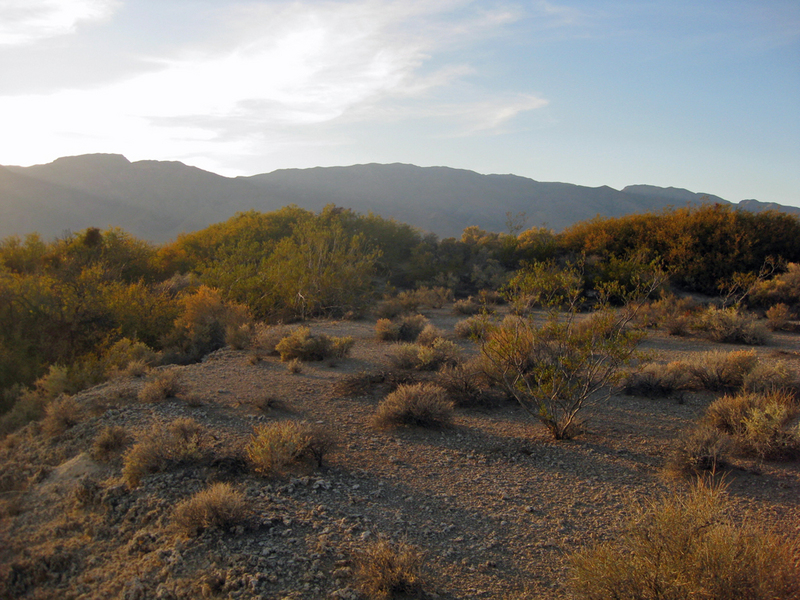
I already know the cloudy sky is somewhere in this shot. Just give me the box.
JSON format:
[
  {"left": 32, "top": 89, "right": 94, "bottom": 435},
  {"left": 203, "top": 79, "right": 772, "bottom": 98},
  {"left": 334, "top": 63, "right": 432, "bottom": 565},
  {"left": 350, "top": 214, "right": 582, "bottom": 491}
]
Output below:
[{"left": 1, "top": 0, "right": 798, "bottom": 206}]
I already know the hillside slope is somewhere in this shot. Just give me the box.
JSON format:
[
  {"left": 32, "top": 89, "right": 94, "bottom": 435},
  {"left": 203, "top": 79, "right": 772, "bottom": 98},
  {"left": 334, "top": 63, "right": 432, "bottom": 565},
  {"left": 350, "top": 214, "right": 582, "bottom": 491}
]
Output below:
[{"left": 3, "top": 154, "right": 797, "bottom": 241}]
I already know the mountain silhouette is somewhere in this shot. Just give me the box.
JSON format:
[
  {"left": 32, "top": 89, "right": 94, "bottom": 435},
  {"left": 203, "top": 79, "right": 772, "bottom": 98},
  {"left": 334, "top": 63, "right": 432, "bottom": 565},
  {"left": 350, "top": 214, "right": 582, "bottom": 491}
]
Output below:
[{"left": 2, "top": 154, "right": 797, "bottom": 242}]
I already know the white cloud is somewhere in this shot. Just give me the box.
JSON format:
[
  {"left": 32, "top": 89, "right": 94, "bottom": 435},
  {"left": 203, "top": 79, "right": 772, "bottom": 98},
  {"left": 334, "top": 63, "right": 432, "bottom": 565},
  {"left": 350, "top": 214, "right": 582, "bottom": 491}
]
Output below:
[
  {"left": 0, "top": 0, "right": 550, "bottom": 172},
  {"left": 0, "top": 0, "right": 120, "bottom": 45}
]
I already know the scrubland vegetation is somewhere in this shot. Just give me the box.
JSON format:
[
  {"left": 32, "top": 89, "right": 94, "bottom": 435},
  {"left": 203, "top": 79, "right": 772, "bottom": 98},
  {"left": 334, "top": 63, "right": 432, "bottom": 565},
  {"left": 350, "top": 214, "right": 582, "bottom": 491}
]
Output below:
[{"left": 1, "top": 202, "right": 800, "bottom": 599}]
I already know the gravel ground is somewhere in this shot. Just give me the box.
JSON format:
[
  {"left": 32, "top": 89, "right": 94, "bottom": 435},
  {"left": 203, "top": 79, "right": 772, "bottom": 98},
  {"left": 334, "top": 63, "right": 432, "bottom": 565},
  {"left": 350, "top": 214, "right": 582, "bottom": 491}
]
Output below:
[{"left": 1, "top": 308, "right": 799, "bottom": 599}]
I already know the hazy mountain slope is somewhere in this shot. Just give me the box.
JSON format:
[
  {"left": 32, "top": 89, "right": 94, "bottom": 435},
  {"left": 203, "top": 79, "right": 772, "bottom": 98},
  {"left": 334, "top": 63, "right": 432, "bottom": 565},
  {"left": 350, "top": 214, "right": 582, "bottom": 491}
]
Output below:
[
  {"left": 2, "top": 154, "right": 797, "bottom": 242},
  {"left": 0, "top": 164, "right": 157, "bottom": 240},
  {"left": 243, "top": 164, "right": 692, "bottom": 236}
]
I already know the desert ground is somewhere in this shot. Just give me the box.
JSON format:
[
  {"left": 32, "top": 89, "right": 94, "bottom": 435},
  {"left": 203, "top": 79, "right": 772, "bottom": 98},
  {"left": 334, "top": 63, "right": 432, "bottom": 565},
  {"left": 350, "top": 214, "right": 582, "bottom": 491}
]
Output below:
[{"left": 1, "top": 306, "right": 799, "bottom": 599}]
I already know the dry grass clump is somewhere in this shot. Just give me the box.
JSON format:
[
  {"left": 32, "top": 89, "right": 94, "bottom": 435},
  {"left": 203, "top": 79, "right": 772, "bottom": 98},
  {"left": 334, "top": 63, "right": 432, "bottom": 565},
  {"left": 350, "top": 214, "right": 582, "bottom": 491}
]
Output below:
[
  {"left": 765, "top": 302, "right": 792, "bottom": 331},
  {"left": 623, "top": 362, "right": 691, "bottom": 399},
  {"left": 454, "top": 314, "right": 494, "bottom": 340},
  {"left": 387, "top": 339, "right": 461, "bottom": 372},
  {"left": 91, "top": 425, "right": 130, "bottom": 461},
  {"left": 666, "top": 425, "right": 730, "bottom": 476},
  {"left": 570, "top": 481, "right": 800, "bottom": 600},
  {"left": 173, "top": 482, "right": 248, "bottom": 536},
  {"left": 704, "top": 390, "right": 800, "bottom": 460},
  {"left": 285, "top": 358, "right": 303, "bottom": 374},
  {"left": 246, "top": 420, "right": 333, "bottom": 476},
  {"left": 435, "top": 360, "right": 499, "bottom": 408},
  {"left": 416, "top": 324, "right": 445, "bottom": 347},
  {"left": 252, "top": 323, "right": 295, "bottom": 355},
  {"left": 137, "top": 368, "right": 185, "bottom": 403},
  {"left": 684, "top": 349, "right": 758, "bottom": 391},
  {"left": 275, "top": 326, "right": 354, "bottom": 361},
  {"left": 695, "top": 306, "right": 769, "bottom": 345},
  {"left": 354, "top": 538, "right": 425, "bottom": 599},
  {"left": 373, "top": 383, "right": 453, "bottom": 428},
  {"left": 634, "top": 293, "right": 698, "bottom": 335},
  {"left": 375, "top": 314, "right": 428, "bottom": 342},
  {"left": 452, "top": 297, "right": 482, "bottom": 315},
  {"left": 122, "top": 418, "right": 209, "bottom": 487},
  {"left": 41, "top": 396, "right": 83, "bottom": 437},
  {"left": 742, "top": 360, "right": 798, "bottom": 395}
]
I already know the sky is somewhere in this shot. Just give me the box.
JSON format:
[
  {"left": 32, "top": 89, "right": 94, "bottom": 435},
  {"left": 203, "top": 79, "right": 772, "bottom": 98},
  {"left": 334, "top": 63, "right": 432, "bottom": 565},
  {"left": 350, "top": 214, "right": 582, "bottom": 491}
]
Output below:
[{"left": 1, "top": 0, "right": 798, "bottom": 206}]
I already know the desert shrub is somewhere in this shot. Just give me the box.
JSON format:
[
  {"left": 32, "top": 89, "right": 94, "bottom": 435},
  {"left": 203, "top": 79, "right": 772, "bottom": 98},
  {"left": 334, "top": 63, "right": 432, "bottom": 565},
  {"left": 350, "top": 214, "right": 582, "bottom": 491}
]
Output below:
[
  {"left": 695, "top": 306, "right": 768, "bottom": 345},
  {"left": 396, "top": 289, "right": 421, "bottom": 313},
  {"left": 91, "top": 425, "right": 130, "bottom": 461},
  {"left": 375, "top": 297, "right": 405, "bottom": 319},
  {"left": 742, "top": 360, "right": 798, "bottom": 395},
  {"left": 570, "top": 481, "right": 800, "bottom": 600},
  {"left": 750, "top": 262, "right": 800, "bottom": 307},
  {"left": 683, "top": 349, "right": 758, "bottom": 391},
  {"left": 482, "top": 309, "right": 648, "bottom": 439},
  {"left": 286, "top": 358, "right": 303, "bottom": 374},
  {"left": 41, "top": 396, "right": 83, "bottom": 437},
  {"left": 122, "top": 418, "right": 209, "bottom": 487},
  {"left": 164, "top": 285, "right": 252, "bottom": 361},
  {"left": 354, "top": 538, "right": 425, "bottom": 600},
  {"left": 416, "top": 286, "right": 453, "bottom": 308},
  {"left": 623, "top": 362, "right": 690, "bottom": 399},
  {"left": 246, "top": 420, "right": 333, "bottom": 475},
  {"left": 704, "top": 390, "right": 799, "bottom": 459},
  {"left": 137, "top": 368, "right": 185, "bottom": 403},
  {"left": 666, "top": 424, "right": 730, "bottom": 476},
  {"left": 454, "top": 314, "right": 493, "bottom": 340},
  {"left": 103, "top": 338, "right": 158, "bottom": 377},
  {"left": 173, "top": 482, "right": 247, "bottom": 536},
  {"left": 765, "top": 303, "right": 792, "bottom": 331},
  {"left": 375, "top": 315, "right": 428, "bottom": 342},
  {"left": 373, "top": 383, "right": 453, "bottom": 428},
  {"left": 452, "top": 297, "right": 481, "bottom": 315},
  {"left": 634, "top": 293, "right": 698, "bottom": 335},
  {"left": 224, "top": 323, "right": 253, "bottom": 349},
  {"left": 333, "top": 371, "right": 384, "bottom": 397},
  {"left": 387, "top": 340, "right": 461, "bottom": 372},
  {"left": 435, "top": 359, "right": 499, "bottom": 408},
  {"left": 415, "top": 324, "right": 445, "bottom": 347},
  {"left": 252, "top": 323, "right": 295, "bottom": 355},
  {"left": 275, "top": 327, "right": 353, "bottom": 361}
]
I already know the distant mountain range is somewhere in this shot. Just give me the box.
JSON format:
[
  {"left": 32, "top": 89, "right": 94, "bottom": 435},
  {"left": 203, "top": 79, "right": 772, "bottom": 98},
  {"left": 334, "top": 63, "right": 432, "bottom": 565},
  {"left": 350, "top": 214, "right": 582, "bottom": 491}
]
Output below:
[{"left": 2, "top": 154, "right": 797, "bottom": 242}]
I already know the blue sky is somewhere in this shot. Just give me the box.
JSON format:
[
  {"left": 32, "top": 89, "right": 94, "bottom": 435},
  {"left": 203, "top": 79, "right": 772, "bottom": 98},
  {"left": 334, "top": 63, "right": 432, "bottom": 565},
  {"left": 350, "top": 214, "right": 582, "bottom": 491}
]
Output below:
[{"left": 1, "top": 0, "right": 798, "bottom": 206}]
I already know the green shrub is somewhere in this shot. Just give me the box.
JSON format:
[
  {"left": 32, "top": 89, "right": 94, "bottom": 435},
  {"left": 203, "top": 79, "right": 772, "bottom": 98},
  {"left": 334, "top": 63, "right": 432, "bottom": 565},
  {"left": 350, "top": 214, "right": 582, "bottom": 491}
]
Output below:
[
  {"left": 705, "top": 390, "right": 799, "bottom": 459},
  {"left": 246, "top": 420, "right": 333, "bottom": 475},
  {"left": 275, "top": 327, "right": 353, "bottom": 361},
  {"left": 742, "top": 360, "right": 798, "bottom": 395},
  {"left": 415, "top": 324, "right": 445, "bottom": 347},
  {"left": 454, "top": 314, "right": 493, "bottom": 340},
  {"left": 695, "top": 306, "right": 768, "bottom": 345},
  {"left": 387, "top": 340, "right": 461, "bottom": 372},
  {"left": 173, "top": 482, "right": 247, "bottom": 536},
  {"left": 570, "top": 481, "right": 800, "bottom": 600},
  {"left": 373, "top": 383, "right": 453, "bottom": 428},
  {"left": 354, "top": 538, "right": 425, "bottom": 600}
]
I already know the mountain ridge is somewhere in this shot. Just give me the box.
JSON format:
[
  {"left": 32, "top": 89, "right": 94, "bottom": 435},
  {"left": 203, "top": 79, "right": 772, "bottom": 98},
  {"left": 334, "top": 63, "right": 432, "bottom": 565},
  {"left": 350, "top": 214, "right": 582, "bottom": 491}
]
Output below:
[{"left": 3, "top": 153, "right": 798, "bottom": 242}]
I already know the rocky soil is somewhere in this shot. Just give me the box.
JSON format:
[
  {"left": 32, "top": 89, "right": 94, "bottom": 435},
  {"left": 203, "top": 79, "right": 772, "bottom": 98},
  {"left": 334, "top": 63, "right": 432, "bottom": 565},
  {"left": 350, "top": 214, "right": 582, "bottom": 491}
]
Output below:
[{"left": 1, "top": 307, "right": 799, "bottom": 600}]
